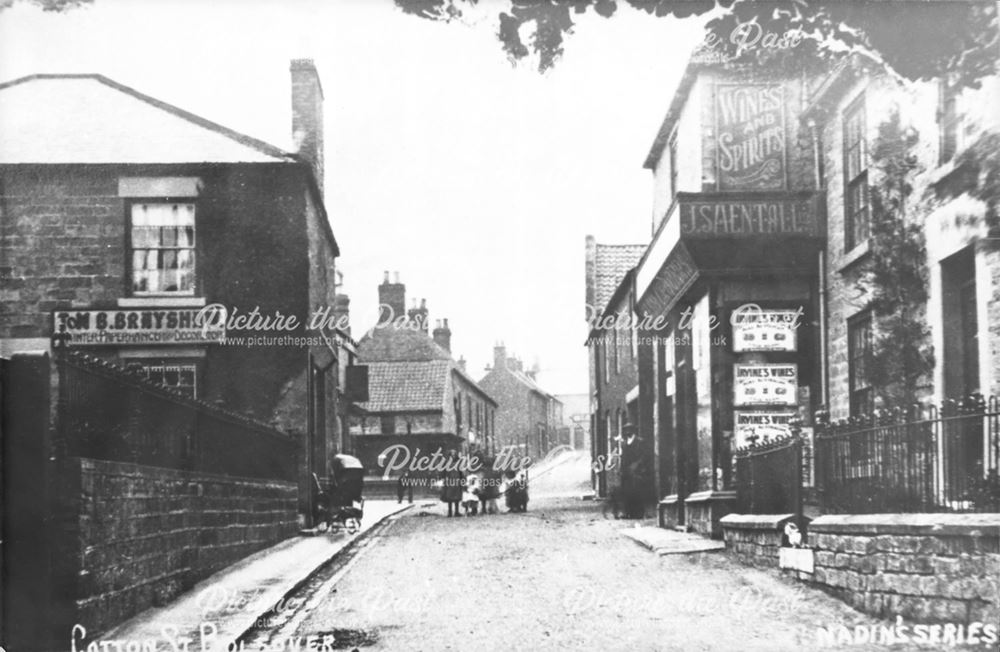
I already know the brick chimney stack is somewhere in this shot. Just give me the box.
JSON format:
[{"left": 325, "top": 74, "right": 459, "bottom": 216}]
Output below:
[
  {"left": 291, "top": 59, "right": 325, "bottom": 196},
  {"left": 408, "top": 298, "right": 429, "bottom": 333},
  {"left": 493, "top": 343, "right": 506, "bottom": 370},
  {"left": 433, "top": 318, "right": 451, "bottom": 352},
  {"left": 378, "top": 271, "right": 405, "bottom": 322}
]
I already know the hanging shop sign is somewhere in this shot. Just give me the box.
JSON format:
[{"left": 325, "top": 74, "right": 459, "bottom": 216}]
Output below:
[
  {"left": 734, "top": 410, "right": 797, "bottom": 448},
  {"left": 715, "top": 83, "right": 786, "bottom": 190},
  {"left": 732, "top": 308, "right": 800, "bottom": 352},
  {"left": 733, "top": 363, "right": 797, "bottom": 406},
  {"left": 53, "top": 308, "right": 225, "bottom": 346}
]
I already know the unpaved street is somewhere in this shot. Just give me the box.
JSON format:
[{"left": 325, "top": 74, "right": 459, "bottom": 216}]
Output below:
[{"left": 243, "top": 494, "right": 928, "bottom": 652}]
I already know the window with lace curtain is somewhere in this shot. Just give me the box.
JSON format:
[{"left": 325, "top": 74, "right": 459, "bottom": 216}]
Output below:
[{"left": 130, "top": 202, "right": 195, "bottom": 295}]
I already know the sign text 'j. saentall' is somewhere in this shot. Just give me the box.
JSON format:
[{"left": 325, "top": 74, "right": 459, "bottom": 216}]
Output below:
[{"left": 679, "top": 197, "right": 819, "bottom": 238}]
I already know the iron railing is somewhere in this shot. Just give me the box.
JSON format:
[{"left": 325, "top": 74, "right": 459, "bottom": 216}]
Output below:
[
  {"left": 56, "top": 350, "right": 297, "bottom": 481},
  {"left": 815, "top": 396, "right": 1000, "bottom": 513},
  {"left": 733, "top": 433, "right": 803, "bottom": 520}
]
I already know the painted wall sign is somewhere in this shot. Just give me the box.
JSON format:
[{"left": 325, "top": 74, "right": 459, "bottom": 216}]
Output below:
[
  {"left": 734, "top": 410, "right": 796, "bottom": 448},
  {"left": 53, "top": 309, "right": 225, "bottom": 346},
  {"left": 732, "top": 309, "right": 800, "bottom": 352},
  {"left": 715, "top": 83, "right": 786, "bottom": 190},
  {"left": 679, "top": 197, "right": 818, "bottom": 238},
  {"left": 733, "top": 363, "right": 797, "bottom": 406}
]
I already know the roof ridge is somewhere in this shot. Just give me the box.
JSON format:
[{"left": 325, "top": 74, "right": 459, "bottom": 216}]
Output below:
[{"left": 0, "top": 73, "right": 294, "bottom": 163}]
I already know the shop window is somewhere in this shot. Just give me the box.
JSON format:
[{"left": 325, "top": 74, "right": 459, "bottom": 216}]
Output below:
[
  {"left": 848, "top": 311, "right": 874, "bottom": 417},
  {"left": 139, "top": 362, "right": 197, "bottom": 398},
  {"left": 843, "top": 95, "right": 869, "bottom": 251},
  {"left": 130, "top": 202, "right": 196, "bottom": 295}
]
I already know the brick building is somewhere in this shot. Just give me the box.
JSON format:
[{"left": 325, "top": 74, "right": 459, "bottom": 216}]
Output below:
[
  {"left": 584, "top": 236, "right": 645, "bottom": 496},
  {"left": 349, "top": 273, "right": 497, "bottom": 473},
  {"left": 588, "top": 268, "right": 644, "bottom": 498},
  {"left": 478, "top": 343, "right": 562, "bottom": 461},
  {"left": 0, "top": 60, "right": 351, "bottom": 517},
  {"left": 0, "top": 60, "right": 369, "bottom": 642}
]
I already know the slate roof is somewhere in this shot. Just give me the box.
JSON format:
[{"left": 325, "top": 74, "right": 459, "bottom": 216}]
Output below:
[
  {"left": 0, "top": 74, "right": 295, "bottom": 164},
  {"left": 594, "top": 243, "right": 645, "bottom": 313},
  {"left": 358, "top": 360, "right": 451, "bottom": 413}
]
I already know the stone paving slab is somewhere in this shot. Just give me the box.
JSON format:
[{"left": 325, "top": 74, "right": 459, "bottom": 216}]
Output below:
[
  {"left": 96, "top": 500, "right": 412, "bottom": 651},
  {"left": 621, "top": 524, "right": 726, "bottom": 555}
]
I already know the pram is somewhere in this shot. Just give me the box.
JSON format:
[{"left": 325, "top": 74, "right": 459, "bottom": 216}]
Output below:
[{"left": 313, "top": 454, "right": 365, "bottom": 534}]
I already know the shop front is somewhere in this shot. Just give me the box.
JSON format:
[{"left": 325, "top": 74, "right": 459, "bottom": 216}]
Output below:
[{"left": 636, "top": 191, "right": 825, "bottom": 537}]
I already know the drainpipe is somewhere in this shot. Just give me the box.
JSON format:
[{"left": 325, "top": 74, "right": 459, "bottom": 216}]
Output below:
[{"left": 809, "top": 118, "right": 829, "bottom": 409}]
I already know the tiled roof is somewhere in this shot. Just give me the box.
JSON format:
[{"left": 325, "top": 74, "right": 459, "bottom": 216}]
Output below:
[
  {"left": 594, "top": 243, "right": 645, "bottom": 313},
  {"left": 0, "top": 74, "right": 294, "bottom": 164},
  {"left": 356, "top": 323, "right": 497, "bottom": 412},
  {"left": 358, "top": 360, "right": 450, "bottom": 413},
  {"left": 357, "top": 325, "right": 452, "bottom": 363}
]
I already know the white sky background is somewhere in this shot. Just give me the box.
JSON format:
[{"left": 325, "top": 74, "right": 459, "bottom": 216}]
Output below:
[{"left": 0, "top": 0, "right": 709, "bottom": 395}]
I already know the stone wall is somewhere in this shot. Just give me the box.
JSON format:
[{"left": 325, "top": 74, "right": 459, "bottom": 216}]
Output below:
[
  {"left": 721, "top": 513, "right": 797, "bottom": 568},
  {"left": 721, "top": 513, "right": 999, "bottom": 624},
  {"left": 806, "top": 514, "right": 999, "bottom": 624},
  {"left": 53, "top": 457, "right": 298, "bottom": 635}
]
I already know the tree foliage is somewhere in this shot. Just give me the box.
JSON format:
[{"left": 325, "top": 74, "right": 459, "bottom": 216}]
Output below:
[
  {"left": 947, "top": 131, "right": 1000, "bottom": 234},
  {"left": 395, "top": 0, "right": 998, "bottom": 87},
  {"left": 865, "top": 111, "right": 934, "bottom": 409},
  {"left": 0, "top": 0, "right": 91, "bottom": 11}
]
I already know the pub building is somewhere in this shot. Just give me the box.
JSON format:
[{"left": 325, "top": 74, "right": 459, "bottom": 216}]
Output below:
[{"left": 632, "top": 49, "right": 824, "bottom": 537}]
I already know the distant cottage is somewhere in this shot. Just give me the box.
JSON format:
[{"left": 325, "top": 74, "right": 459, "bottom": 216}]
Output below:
[{"left": 349, "top": 272, "right": 497, "bottom": 474}]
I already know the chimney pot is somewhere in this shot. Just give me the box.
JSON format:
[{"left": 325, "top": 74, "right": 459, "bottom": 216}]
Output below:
[{"left": 383, "top": 271, "right": 389, "bottom": 283}]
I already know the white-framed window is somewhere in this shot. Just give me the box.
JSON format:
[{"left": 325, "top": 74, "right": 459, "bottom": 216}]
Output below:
[
  {"left": 842, "top": 94, "right": 869, "bottom": 251},
  {"left": 130, "top": 202, "right": 196, "bottom": 295},
  {"left": 140, "top": 361, "right": 198, "bottom": 398}
]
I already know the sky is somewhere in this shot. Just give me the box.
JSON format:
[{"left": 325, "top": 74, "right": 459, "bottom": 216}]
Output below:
[{"left": 0, "top": 0, "right": 709, "bottom": 396}]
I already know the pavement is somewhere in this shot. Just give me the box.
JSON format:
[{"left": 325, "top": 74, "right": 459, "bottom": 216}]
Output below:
[
  {"left": 618, "top": 524, "right": 726, "bottom": 555},
  {"left": 99, "top": 500, "right": 413, "bottom": 651}
]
